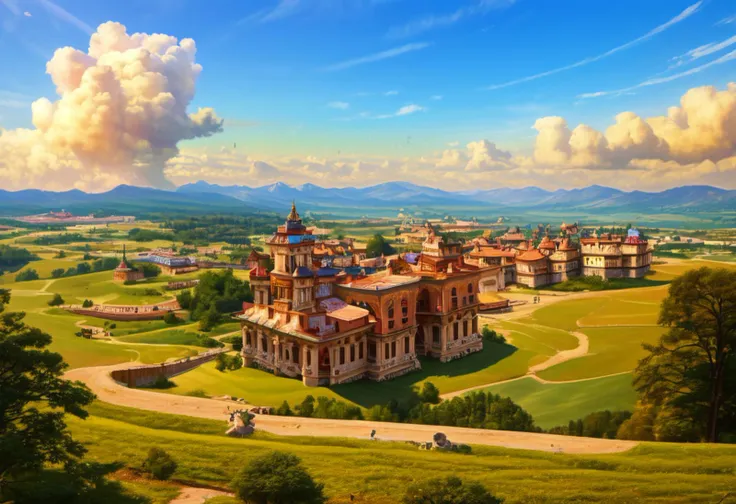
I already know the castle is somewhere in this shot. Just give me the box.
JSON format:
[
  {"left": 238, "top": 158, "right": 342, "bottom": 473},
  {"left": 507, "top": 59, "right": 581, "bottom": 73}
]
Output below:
[{"left": 238, "top": 204, "right": 504, "bottom": 387}]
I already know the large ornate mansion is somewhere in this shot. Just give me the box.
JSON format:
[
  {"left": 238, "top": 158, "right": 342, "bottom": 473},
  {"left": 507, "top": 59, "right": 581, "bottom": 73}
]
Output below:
[
  {"left": 238, "top": 204, "right": 504, "bottom": 387},
  {"left": 238, "top": 205, "right": 652, "bottom": 387}
]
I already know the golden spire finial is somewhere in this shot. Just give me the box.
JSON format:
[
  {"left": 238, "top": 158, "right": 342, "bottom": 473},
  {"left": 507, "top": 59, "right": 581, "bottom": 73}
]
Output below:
[{"left": 287, "top": 200, "right": 300, "bottom": 221}]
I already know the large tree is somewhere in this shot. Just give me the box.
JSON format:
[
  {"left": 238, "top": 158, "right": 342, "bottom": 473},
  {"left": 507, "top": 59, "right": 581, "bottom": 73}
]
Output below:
[
  {"left": 633, "top": 267, "right": 736, "bottom": 442},
  {"left": 0, "top": 288, "right": 96, "bottom": 497}
]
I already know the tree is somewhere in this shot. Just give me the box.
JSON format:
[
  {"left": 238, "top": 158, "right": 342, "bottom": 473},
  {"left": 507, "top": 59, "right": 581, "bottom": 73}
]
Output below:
[
  {"left": 75, "top": 262, "right": 91, "bottom": 275},
  {"left": 0, "top": 289, "right": 96, "bottom": 498},
  {"left": 14, "top": 268, "right": 39, "bottom": 282},
  {"left": 418, "top": 382, "right": 440, "bottom": 404},
  {"left": 403, "top": 476, "right": 502, "bottom": 504},
  {"left": 140, "top": 263, "right": 161, "bottom": 278},
  {"left": 231, "top": 451, "right": 326, "bottom": 504},
  {"left": 81, "top": 299, "right": 93, "bottom": 308},
  {"left": 47, "top": 293, "right": 65, "bottom": 307},
  {"left": 366, "top": 234, "right": 396, "bottom": 258},
  {"left": 632, "top": 267, "right": 736, "bottom": 442},
  {"left": 142, "top": 448, "right": 177, "bottom": 480},
  {"left": 163, "top": 311, "right": 179, "bottom": 325},
  {"left": 51, "top": 268, "right": 65, "bottom": 279},
  {"left": 55, "top": 250, "right": 66, "bottom": 258}
]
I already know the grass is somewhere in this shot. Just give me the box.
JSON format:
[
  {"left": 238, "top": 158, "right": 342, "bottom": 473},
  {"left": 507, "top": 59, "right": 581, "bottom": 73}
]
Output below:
[
  {"left": 543, "top": 275, "right": 669, "bottom": 292},
  {"left": 479, "top": 374, "right": 637, "bottom": 429},
  {"left": 536, "top": 326, "right": 665, "bottom": 381},
  {"left": 67, "top": 401, "right": 736, "bottom": 504},
  {"left": 118, "top": 328, "right": 217, "bottom": 347},
  {"left": 165, "top": 342, "right": 534, "bottom": 408}
]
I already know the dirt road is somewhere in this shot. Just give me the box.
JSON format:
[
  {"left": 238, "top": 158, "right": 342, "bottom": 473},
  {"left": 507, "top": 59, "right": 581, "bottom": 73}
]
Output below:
[{"left": 66, "top": 363, "right": 636, "bottom": 454}]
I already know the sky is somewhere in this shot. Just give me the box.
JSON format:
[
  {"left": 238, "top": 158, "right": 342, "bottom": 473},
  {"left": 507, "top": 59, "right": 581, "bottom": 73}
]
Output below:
[{"left": 0, "top": 0, "right": 735, "bottom": 192}]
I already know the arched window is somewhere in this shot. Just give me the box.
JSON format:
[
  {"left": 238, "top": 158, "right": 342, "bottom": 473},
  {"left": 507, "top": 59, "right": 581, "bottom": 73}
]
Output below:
[
  {"left": 401, "top": 297, "right": 409, "bottom": 324},
  {"left": 387, "top": 300, "right": 395, "bottom": 330}
]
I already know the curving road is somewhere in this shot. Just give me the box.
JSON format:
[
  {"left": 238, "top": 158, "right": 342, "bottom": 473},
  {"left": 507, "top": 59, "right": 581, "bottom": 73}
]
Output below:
[{"left": 66, "top": 363, "right": 636, "bottom": 455}]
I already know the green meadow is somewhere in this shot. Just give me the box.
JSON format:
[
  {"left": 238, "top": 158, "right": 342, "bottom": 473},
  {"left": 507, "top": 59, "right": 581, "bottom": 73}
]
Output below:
[{"left": 68, "top": 402, "right": 736, "bottom": 504}]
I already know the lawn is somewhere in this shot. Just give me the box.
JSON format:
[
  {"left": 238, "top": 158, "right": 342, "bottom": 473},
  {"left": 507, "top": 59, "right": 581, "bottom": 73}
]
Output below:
[
  {"left": 166, "top": 342, "right": 534, "bottom": 408},
  {"left": 0, "top": 257, "right": 91, "bottom": 285},
  {"left": 118, "top": 327, "right": 214, "bottom": 346},
  {"left": 479, "top": 374, "right": 637, "bottom": 429},
  {"left": 66, "top": 401, "right": 736, "bottom": 504},
  {"left": 536, "top": 326, "right": 666, "bottom": 381}
]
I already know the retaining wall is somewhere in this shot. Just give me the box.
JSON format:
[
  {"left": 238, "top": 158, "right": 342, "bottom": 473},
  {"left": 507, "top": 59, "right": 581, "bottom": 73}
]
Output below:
[{"left": 110, "top": 349, "right": 226, "bottom": 388}]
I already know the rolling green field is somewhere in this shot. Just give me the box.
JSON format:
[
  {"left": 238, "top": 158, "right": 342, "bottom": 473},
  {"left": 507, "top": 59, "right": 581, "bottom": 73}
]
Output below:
[
  {"left": 481, "top": 374, "right": 637, "bottom": 429},
  {"left": 68, "top": 402, "right": 736, "bottom": 504}
]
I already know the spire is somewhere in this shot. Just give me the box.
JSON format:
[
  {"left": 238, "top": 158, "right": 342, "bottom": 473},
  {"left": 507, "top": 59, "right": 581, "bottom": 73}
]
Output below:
[
  {"left": 287, "top": 200, "right": 300, "bottom": 221},
  {"left": 122, "top": 243, "right": 126, "bottom": 261}
]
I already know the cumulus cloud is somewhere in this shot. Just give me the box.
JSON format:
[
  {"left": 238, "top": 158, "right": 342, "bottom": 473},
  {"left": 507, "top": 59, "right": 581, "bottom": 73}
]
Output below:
[{"left": 0, "top": 21, "right": 222, "bottom": 191}]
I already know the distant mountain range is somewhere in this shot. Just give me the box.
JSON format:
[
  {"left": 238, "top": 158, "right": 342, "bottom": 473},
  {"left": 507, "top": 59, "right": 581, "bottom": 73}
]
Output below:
[
  {"left": 176, "top": 181, "right": 736, "bottom": 213},
  {"left": 0, "top": 181, "right": 734, "bottom": 219}
]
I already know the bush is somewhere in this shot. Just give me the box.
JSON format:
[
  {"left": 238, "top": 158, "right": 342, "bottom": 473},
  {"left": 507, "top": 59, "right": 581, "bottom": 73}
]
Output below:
[
  {"left": 418, "top": 381, "right": 440, "bottom": 404},
  {"left": 163, "top": 311, "right": 180, "bottom": 325},
  {"left": 231, "top": 451, "right": 326, "bottom": 504},
  {"left": 482, "top": 326, "right": 506, "bottom": 344},
  {"left": 403, "top": 476, "right": 502, "bottom": 504},
  {"left": 47, "top": 293, "right": 65, "bottom": 306},
  {"left": 55, "top": 250, "right": 66, "bottom": 258},
  {"left": 51, "top": 268, "right": 65, "bottom": 278},
  {"left": 215, "top": 353, "right": 242, "bottom": 372},
  {"left": 221, "top": 334, "right": 243, "bottom": 352},
  {"left": 140, "top": 263, "right": 161, "bottom": 278},
  {"left": 142, "top": 375, "right": 175, "bottom": 390},
  {"left": 142, "top": 448, "right": 177, "bottom": 480},
  {"left": 15, "top": 268, "right": 39, "bottom": 282},
  {"left": 82, "top": 299, "right": 94, "bottom": 308}
]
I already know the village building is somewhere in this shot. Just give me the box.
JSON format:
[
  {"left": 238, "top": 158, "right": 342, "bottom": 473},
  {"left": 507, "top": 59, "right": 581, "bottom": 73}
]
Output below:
[
  {"left": 500, "top": 226, "right": 527, "bottom": 246},
  {"left": 112, "top": 246, "right": 144, "bottom": 283},
  {"left": 238, "top": 204, "right": 503, "bottom": 387},
  {"left": 135, "top": 251, "right": 199, "bottom": 276},
  {"left": 580, "top": 230, "right": 652, "bottom": 279},
  {"left": 245, "top": 249, "right": 270, "bottom": 269}
]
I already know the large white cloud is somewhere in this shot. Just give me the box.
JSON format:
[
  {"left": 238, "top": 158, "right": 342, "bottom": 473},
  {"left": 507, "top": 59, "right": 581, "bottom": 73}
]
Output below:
[{"left": 0, "top": 21, "right": 222, "bottom": 191}]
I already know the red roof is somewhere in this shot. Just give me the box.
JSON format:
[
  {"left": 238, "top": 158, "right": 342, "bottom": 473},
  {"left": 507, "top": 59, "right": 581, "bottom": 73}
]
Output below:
[
  {"left": 250, "top": 266, "right": 269, "bottom": 278},
  {"left": 538, "top": 236, "right": 556, "bottom": 250},
  {"left": 517, "top": 249, "right": 546, "bottom": 262},
  {"left": 116, "top": 260, "right": 129, "bottom": 270}
]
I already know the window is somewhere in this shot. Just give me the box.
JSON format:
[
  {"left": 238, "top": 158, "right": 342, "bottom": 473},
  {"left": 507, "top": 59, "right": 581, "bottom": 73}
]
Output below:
[
  {"left": 285, "top": 349, "right": 290, "bottom": 361},
  {"left": 463, "top": 320, "right": 468, "bottom": 338},
  {"left": 432, "top": 326, "right": 441, "bottom": 345},
  {"left": 350, "top": 344, "right": 355, "bottom": 362},
  {"left": 246, "top": 332, "right": 252, "bottom": 346},
  {"left": 293, "top": 345, "right": 299, "bottom": 364},
  {"left": 453, "top": 322, "right": 459, "bottom": 340},
  {"left": 401, "top": 298, "right": 409, "bottom": 324},
  {"left": 385, "top": 343, "right": 390, "bottom": 359},
  {"left": 340, "top": 347, "right": 345, "bottom": 365},
  {"left": 472, "top": 317, "right": 478, "bottom": 333},
  {"left": 404, "top": 336, "right": 410, "bottom": 354},
  {"left": 307, "top": 350, "right": 312, "bottom": 366},
  {"left": 468, "top": 283, "right": 473, "bottom": 293},
  {"left": 387, "top": 300, "right": 395, "bottom": 330},
  {"left": 391, "top": 341, "right": 397, "bottom": 358},
  {"left": 451, "top": 287, "right": 458, "bottom": 309},
  {"left": 468, "top": 283, "right": 475, "bottom": 303},
  {"left": 359, "top": 342, "right": 364, "bottom": 360},
  {"left": 368, "top": 342, "right": 376, "bottom": 362}
]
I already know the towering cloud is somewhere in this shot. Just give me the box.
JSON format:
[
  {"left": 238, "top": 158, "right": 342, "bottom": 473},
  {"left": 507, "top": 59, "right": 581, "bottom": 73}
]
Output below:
[{"left": 0, "top": 21, "right": 222, "bottom": 191}]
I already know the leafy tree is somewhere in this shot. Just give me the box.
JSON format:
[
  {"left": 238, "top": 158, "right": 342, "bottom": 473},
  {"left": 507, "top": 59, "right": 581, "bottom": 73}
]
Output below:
[
  {"left": 482, "top": 326, "right": 506, "bottom": 344},
  {"left": 163, "top": 311, "right": 179, "bottom": 325},
  {"left": 75, "top": 262, "right": 91, "bottom": 275},
  {"left": 55, "top": 250, "right": 66, "bottom": 259},
  {"left": 276, "top": 401, "right": 293, "bottom": 416},
  {"left": 633, "top": 267, "right": 736, "bottom": 442},
  {"left": 142, "top": 448, "right": 177, "bottom": 480},
  {"left": 0, "top": 245, "right": 39, "bottom": 274},
  {"left": 231, "top": 451, "right": 326, "bottom": 504},
  {"left": 366, "top": 233, "right": 396, "bottom": 258},
  {"left": 14, "top": 269, "right": 39, "bottom": 282},
  {"left": 188, "top": 270, "right": 252, "bottom": 328},
  {"left": 419, "top": 382, "right": 441, "bottom": 404},
  {"left": 222, "top": 335, "right": 243, "bottom": 352},
  {"left": 215, "top": 353, "right": 242, "bottom": 372},
  {"left": 81, "top": 299, "right": 93, "bottom": 308},
  {"left": 403, "top": 476, "right": 502, "bottom": 504},
  {"left": 0, "top": 289, "right": 95, "bottom": 498},
  {"left": 140, "top": 263, "right": 161, "bottom": 278},
  {"left": 51, "top": 268, "right": 65, "bottom": 279},
  {"left": 47, "top": 293, "right": 65, "bottom": 307},
  {"left": 176, "top": 289, "right": 193, "bottom": 310}
]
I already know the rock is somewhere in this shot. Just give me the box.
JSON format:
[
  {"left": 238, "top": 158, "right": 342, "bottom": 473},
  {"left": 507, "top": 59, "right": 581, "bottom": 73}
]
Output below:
[{"left": 432, "top": 432, "right": 453, "bottom": 450}]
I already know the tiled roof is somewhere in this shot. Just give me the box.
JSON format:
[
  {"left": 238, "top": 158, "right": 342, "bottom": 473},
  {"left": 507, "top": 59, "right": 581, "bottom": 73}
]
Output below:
[{"left": 516, "top": 249, "right": 546, "bottom": 262}]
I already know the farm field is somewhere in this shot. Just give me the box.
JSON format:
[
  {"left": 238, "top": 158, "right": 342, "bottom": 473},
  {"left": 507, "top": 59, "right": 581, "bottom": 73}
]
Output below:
[{"left": 67, "top": 402, "right": 736, "bottom": 504}]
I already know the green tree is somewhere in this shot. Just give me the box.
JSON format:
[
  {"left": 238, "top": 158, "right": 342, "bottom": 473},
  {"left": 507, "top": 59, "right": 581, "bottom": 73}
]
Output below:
[
  {"left": 51, "top": 268, "right": 65, "bottom": 279},
  {"left": 403, "top": 476, "right": 502, "bottom": 504},
  {"left": 419, "top": 382, "right": 441, "bottom": 404},
  {"left": 47, "top": 293, "right": 65, "bottom": 307},
  {"left": 366, "top": 233, "right": 396, "bottom": 258},
  {"left": 163, "top": 311, "right": 179, "bottom": 325},
  {"left": 633, "top": 267, "right": 736, "bottom": 442},
  {"left": 14, "top": 269, "right": 39, "bottom": 282},
  {"left": 231, "top": 451, "right": 326, "bottom": 504},
  {"left": 0, "top": 289, "right": 95, "bottom": 498},
  {"left": 140, "top": 263, "right": 161, "bottom": 278},
  {"left": 75, "top": 262, "right": 91, "bottom": 275},
  {"left": 142, "top": 448, "right": 177, "bottom": 480}
]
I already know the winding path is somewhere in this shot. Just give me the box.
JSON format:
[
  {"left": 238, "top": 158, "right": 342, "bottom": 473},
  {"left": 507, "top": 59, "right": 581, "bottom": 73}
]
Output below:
[{"left": 65, "top": 363, "right": 636, "bottom": 455}]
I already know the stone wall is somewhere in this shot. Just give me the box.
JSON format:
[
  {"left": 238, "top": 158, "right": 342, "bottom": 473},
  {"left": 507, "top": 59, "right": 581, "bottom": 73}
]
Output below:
[{"left": 110, "top": 349, "right": 226, "bottom": 388}]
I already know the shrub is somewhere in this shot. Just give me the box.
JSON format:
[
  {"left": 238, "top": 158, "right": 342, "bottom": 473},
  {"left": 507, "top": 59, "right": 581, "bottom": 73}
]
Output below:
[
  {"left": 51, "top": 268, "right": 65, "bottom": 278},
  {"left": 215, "top": 353, "right": 242, "bottom": 372},
  {"left": 47, "top": 293, "right": 64, "bottom": 307},
  {"left": 221, "top": 334, "right": 243, "bottom": 352},
  {"left": 184, "top": 389, "right": 209, "bottom": 398},
  {"left": 403, "top": 476, "right": 502, "bottom": 504},
  {"left": 418, "top": 381, "right": 440, "bottom": 404},
  {"left": 142, "top": 375, "right": 175, "bottom": 389},
  {"left": 76, "top": 262, "right": 91, "bottom": 275},
  {"left": 55, "top": 250, "right": 66, "bottom": 258},
  {"left": 163, "top": 311, "right": 180, "bottom": 325},
  {"left": 82, "top": 299, "right": 94, "bottom": 308},
  {"left": 142, "top": 448, "right": 177, "bottom": 480},
  {"left": 276, "top": 400, "right": 293, "bottom": 416},
  {"left": 15, "top": 268, "right": 39, "bottom": 282},
  {"left": 140, "top": 263, "right": 161, "bottom": 278},
  {"left": 482, "top": 326, "right": 506, "bottom": 344},
  {"left": 231, "top": 451, "right": 326, "bottom": 504}
]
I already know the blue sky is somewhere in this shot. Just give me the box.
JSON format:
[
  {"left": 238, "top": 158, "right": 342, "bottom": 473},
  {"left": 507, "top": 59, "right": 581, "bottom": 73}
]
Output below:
[{"left": 0, "top": 0, "right": 735, "bottom": 191}]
